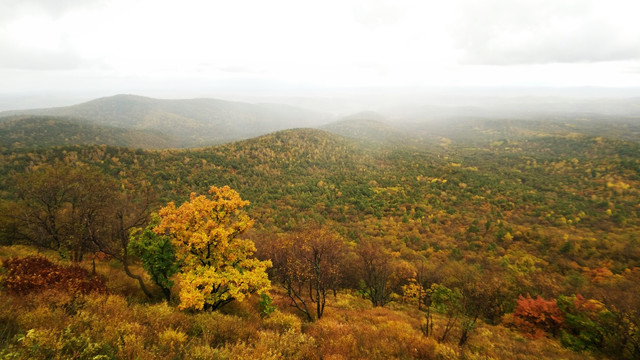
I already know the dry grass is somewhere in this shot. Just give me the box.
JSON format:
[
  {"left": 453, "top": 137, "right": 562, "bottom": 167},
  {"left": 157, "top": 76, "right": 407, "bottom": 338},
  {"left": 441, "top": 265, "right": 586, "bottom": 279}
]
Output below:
[{"left": 0, "top": 245, "right": 605, "bottom": 360}]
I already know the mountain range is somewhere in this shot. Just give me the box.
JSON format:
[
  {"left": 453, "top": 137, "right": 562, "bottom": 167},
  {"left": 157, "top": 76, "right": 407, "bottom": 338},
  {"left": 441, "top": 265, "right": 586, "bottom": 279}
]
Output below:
[
  {"left": 0, "top": 94, "right": 331, "bottom": 148},
  {"left": 2, "top": 94, "right": 640, "bottom": 150}
]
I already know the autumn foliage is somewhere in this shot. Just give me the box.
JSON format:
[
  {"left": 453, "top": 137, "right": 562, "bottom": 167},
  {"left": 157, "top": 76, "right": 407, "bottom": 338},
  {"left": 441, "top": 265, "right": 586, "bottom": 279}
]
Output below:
[
  {"left": 1, "top": 123, "right": 640, "bottom": 359},
  {"left": 556, "top": 294, "right": 609, "bottom": 351},
  {"left": 266, "top": 226, "right": 346, "bottom": 321},
  {"left": 513, "top": 294, "right": 564, "bottom": 338},
  {"left": 154, "top": 185, "right": 271, "bottom": 311},
  {"left": 1, "top": 256, "right": 106, "bottom": 295}
]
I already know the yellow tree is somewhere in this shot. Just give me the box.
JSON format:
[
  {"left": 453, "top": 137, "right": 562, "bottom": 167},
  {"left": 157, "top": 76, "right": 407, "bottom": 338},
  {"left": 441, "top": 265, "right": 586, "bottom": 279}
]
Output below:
[{"left": 154, "top": 186, "right": 271, "bottom": 311}]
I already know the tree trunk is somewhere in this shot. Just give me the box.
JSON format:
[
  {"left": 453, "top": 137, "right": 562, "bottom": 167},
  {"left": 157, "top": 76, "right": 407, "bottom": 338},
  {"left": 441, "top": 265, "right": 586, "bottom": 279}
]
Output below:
[
  {"left": 162, "top": 286, "right": 171, "bottom": 302},
  {"left": 459, "top": 315, "right": 478, "bottom": 346},
  {"left": 458, "top": 329, "right": 469, "bottom": 346},
  {"left": 122, "top": 256, "right": 153, "bottom": 299}
]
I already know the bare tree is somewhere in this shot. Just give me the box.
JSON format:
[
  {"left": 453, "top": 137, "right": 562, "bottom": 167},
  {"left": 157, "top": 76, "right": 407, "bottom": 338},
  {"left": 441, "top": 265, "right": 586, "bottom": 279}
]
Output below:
[
  {"left": 268, "top": 225, "right": 346, "bottom": 321},
  {"left": 9, "top": 163, "right": 116, "bottom": 262},
  {"left": 357, "top": 239, "right": 396, "bottom": 307}
]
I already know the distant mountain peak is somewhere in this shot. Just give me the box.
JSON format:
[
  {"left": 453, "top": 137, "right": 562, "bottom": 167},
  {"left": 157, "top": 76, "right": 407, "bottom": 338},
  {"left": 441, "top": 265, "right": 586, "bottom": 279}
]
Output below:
[{"left": 321, "top": 113, "right": 406, "bottom": 143}]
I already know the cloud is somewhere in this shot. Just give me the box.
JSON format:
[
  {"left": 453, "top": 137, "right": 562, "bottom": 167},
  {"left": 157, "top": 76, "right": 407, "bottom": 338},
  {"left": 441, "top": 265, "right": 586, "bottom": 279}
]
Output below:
[
  {"left": 1, "top": 0, "right": 105, "bottom": 19},
  {"left": 0, "top": 40, "right": 89, "bottom": 70},
  {"left": 0, "top": 0, "right": 107, "bottom": 71},
  {"left": 1, "top": 0, "right": 640, "bottom": 90},
  {"left": 451, "top": 0, "right": 640, "bottom": 65},
  {"left": 217, "top": 66, "right": 267, "bottom": 75},
  {"left": 350, "top": 0, "right": 409, "bottom": 29}
]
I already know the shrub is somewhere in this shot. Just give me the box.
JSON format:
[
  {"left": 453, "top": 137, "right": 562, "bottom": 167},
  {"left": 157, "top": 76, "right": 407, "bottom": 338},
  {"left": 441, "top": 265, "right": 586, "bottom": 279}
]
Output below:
[
  {"left": 12, "top": 326, "right": 115, "bottom": 360},
  {"left": 307, "top": 312, "right": 436, "bottom": 360},
  {"left": 136, "top": 301, "right": 191, "bottom": 335},
  {"left": 2, "top": 256, "right": 106, "bottom": 295},
  {"left": 158, "top": 328, "right": 188, "bottom": 357},
  {"left": 258, "top": 293, "right": 277, "bottom": 318},
  {"left": 513, "top": 294, "right": 564, "bottom": 338},
  {"left": 191, "top": 312, "right": 257, "bottom": 348},
  {"left": 226, "top": 330, "right": 318, "bottom": 360},
  {"left": 262, "top": 311, "right": 302, "bottom": 333},
  {"left": 556, "top": 294, "right": 608, "bottom": 351}
]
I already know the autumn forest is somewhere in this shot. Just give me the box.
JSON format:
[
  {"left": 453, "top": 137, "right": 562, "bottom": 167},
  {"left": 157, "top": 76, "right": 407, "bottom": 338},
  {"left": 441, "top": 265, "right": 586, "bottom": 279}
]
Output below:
[{"left": 1, "top": 101, "right": 640, "bottom": 359}]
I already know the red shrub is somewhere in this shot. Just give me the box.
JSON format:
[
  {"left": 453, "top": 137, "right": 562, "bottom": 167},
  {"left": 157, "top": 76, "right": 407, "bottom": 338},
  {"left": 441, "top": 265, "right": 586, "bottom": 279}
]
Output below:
[
  {"left": 513, "top": 294, "right": 564, "bottom": 338},
  {"left": 1, "top": 256, "right": 107, "bottom": 295}
]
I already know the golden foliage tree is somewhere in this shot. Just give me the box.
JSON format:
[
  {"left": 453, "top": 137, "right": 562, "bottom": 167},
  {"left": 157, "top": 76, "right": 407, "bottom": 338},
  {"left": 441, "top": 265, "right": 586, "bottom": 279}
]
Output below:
[{"left": 154, "top": 185, "right": 271, "bottom": 311}]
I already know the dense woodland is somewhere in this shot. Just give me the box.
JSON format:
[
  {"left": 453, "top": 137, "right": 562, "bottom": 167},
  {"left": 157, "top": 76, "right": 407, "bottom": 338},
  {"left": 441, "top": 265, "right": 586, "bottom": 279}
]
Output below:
[{"left": 1, "top": 114, "right": 639, "bottom": 359}]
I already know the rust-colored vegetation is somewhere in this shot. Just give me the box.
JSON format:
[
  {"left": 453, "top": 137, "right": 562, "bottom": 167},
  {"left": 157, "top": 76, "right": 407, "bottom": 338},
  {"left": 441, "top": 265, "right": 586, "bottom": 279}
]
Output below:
[{"left": 2, "top": 255, "right": 106, "bottom": 295}]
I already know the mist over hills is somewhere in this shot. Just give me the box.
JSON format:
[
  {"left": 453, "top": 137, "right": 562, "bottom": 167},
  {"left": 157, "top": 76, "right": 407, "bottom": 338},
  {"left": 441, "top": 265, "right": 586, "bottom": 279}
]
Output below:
[
  {"left": 379, "top": 96, "right": 640, "bottom": 122},
  {"left": 320, "top": 112, "right": 410, "bottom": 144},
  {"left": 0, "top": 115, "right": 176, "bottom": 150},
  {"left": 0, "top": 94, "right": 330, "bottom": 148},
  {"left": 2, "top": 93, "right": 640, "bottom": 150}
]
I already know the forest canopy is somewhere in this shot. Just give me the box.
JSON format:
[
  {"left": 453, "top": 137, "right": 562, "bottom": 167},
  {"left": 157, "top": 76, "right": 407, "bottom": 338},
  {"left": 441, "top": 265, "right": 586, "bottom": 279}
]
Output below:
[{"left": 1, "top": 120, "right": 639, "bottom": 359}]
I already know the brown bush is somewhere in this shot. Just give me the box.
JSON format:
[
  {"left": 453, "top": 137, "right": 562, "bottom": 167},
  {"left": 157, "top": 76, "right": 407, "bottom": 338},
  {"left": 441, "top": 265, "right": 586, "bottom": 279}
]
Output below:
[{"left": 2, "top": 256, "right": 107, "bottom": 295}]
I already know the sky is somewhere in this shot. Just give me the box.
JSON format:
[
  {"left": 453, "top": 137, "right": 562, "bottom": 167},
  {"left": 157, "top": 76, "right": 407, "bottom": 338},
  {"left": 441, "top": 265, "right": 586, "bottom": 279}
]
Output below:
[{"left": 2, "top": 0, "right": 640, "bottom": 98}]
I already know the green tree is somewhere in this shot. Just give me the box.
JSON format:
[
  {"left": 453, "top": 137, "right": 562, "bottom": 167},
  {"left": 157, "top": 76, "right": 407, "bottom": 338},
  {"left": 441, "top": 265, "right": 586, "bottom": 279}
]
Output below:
[
  {"left": 557, "top": 294, "right": 608, "bottom": 351},
  {"left": 129, "top": 214, "right": 180, "bottom": 301},
  {"left": 430, "top": 283, "right": 462, "bottom": 343}
]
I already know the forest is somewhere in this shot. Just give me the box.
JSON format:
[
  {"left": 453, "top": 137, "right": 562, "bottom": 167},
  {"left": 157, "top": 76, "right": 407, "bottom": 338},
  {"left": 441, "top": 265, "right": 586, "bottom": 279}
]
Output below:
[{"left": 0, "top": 116, "right": 639, "bottom": 359}]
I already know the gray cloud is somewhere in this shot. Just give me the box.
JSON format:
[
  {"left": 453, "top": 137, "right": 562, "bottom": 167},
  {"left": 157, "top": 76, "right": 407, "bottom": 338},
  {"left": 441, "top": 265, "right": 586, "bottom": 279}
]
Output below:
[{"left": 452, "top": 0, "right": 640, "bottom": 65}]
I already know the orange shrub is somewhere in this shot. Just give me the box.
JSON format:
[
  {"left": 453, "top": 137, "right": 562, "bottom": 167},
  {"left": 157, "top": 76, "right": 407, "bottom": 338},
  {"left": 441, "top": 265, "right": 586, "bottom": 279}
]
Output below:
[{"left": 513, "top": 294, "right": 564, "bottom": 338}]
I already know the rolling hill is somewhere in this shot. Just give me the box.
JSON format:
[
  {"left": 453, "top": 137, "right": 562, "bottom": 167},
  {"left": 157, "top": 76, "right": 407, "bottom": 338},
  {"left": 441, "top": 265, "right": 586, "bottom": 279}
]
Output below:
[
  {"left": 0, "top": 115, "right": 176, "bottom": 150},
  {"left": 0, "top": 94, "right": 331, "bottom": 147},
  {"left": 1, "top": 122, "right": 640, "bottom": 359},
  {"left": 320, "top": 112, "right": 410, "bottom": 143}
]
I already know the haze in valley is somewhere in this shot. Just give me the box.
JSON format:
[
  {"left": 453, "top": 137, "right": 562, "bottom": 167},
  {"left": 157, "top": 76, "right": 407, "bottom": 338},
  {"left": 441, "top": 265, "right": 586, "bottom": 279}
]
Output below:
[{"left": 1, "top": 0, "right": 640, "bottom": 115}]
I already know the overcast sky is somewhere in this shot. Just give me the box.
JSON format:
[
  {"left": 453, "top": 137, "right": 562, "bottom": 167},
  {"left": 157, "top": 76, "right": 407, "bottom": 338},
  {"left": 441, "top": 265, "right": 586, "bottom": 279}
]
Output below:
[{"left": 2, "top": 0, "right": 640, "bottom": 97}]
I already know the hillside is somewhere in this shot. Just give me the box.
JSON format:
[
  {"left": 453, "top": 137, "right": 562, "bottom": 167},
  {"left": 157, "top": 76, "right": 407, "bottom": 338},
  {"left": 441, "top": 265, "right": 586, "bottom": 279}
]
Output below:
[
  {"left": 392, "top": 117, "right": 640, "bottom": 146},
  {"left": 1, "top": 124, "right": 639, "bottom": 359},
  {"left": 0, "top": 94, "right": 331, "bottom": 147},
  {"left": 382, "top": 96, "right": 640, "bottom": 121},
  {"left": 321, "top": 112, "right": 410, "bottom": 143},
  {"left": 0, "top": 115, "right": 176, "bottom": 150},
  {"left": 3, "top": 126, "right": 639, "bottom": 264}
]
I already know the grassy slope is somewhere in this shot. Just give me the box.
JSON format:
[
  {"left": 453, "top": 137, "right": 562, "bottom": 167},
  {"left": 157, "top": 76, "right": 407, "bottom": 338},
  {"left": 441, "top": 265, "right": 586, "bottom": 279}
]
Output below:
[{"left": 0, "top": 245, "right": 596, "bottom": 360}]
